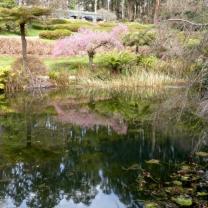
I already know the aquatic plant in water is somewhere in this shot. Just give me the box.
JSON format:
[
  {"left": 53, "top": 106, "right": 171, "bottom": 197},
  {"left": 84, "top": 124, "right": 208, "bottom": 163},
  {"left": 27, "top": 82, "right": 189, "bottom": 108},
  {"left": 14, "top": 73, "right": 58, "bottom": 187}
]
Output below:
[{"left": 126, "top": 155, "right": 208, "bottom": 207}]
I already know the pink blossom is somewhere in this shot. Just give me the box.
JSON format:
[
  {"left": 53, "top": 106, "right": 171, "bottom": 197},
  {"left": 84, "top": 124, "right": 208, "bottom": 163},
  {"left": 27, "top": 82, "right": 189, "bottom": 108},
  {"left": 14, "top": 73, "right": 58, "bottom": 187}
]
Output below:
[
  {"left": 52, "top": 24, "right": 128, "bottom": 58},
  {"left": 111, "top": 23, "right": 129, "bottom": 38}
]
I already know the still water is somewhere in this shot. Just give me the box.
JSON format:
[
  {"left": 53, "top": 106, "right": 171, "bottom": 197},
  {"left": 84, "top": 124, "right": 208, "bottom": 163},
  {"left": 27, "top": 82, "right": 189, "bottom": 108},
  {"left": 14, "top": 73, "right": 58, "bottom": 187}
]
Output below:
[{"left": 0, "top": 88, "right": 207, "bottom": 208}]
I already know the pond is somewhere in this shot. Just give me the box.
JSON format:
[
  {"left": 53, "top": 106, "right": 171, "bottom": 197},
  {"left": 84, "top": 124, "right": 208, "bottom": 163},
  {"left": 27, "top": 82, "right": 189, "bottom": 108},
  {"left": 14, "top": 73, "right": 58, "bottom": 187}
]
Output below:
[{"left": 0, "top": 88, "right": 207, "bottom": 208}]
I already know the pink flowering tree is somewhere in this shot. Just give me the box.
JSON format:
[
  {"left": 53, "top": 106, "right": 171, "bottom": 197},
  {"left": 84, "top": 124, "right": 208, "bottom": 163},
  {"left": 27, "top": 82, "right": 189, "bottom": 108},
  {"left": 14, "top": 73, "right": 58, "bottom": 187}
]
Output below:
[{"left": 53, "top": 24, "right": 128, "bottom": 67}]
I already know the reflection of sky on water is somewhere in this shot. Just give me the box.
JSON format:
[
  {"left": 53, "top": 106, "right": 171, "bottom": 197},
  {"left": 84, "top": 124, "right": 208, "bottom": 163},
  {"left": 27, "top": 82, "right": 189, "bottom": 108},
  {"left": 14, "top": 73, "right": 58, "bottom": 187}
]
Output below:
[
  {"left": 57, "top": 186, "right": 126, "bottom": 208},
  {"left": 1, "top": 186, "right": 126, "bottom": 208},
  {"left": 0, "top": 89, "right": 207, "bottom": 208},
  {"left": 1, "top": 197, "right": 27, "bottom": 208}
]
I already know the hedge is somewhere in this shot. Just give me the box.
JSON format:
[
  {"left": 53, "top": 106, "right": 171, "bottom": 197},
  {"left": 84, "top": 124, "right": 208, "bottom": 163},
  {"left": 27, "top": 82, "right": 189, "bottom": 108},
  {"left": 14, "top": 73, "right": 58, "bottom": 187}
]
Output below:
[{"left": 39, "top": 29, "right": 72, "bottom": 40}]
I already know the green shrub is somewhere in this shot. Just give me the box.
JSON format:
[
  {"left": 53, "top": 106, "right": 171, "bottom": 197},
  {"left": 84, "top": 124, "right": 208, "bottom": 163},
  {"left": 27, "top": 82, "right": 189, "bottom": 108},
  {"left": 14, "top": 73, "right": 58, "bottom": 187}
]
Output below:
[
  {"left": 98, "top": 22, "right": 117, "bottom": 28},
  {"left": 32, "top": 19, "right": 69, "bottom": 30},
  {"left": 97, "top": 22, "right": 117, "bottom": 31},
  {"left": 98, "top": 51, "right": 136, "bottom": 74},
  {"left": 52, "top": 24, "right": 80, "bottom": 32},
  {"left": 0, "top": 21, "right": 19, "bottom": 33},
  {"left": 46, "top": 19, "right": 90, "bottom": 25},
  {"left": 32, "top": 22, "right": 83, "bottom": 32},
  {"left": 0, "top": 0, "right": 16, "bottom": 8},
  {"left": 136, "top": 55, "right": 159, "bottom": 69},
  {"left": 31, "top": 19, "right": 92, "bottom": 33},
  {"left": 0, "top": 66, "right": 10, "bottom": 90},
  {"left": 123, "top": 31, "right": 155, "bottom": 52},
  {"left": 31, "top": 22, "right": 54, "bottom": 30},
  {"left": 47, "top": 18, "right": 68, "bottom": 25},
  {"left": 126, "top": 23, "right": 155, "bottom": 31},
  {"left": 39, "top": 29, "right": 72, "bottom": 40}
]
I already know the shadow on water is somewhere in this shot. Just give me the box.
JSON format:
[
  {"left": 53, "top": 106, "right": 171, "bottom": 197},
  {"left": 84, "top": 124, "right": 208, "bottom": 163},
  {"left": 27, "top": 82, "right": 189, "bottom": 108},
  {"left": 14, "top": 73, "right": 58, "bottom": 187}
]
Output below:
[{"left": 0, "top": 88, "right": 207, "bottom": 207}]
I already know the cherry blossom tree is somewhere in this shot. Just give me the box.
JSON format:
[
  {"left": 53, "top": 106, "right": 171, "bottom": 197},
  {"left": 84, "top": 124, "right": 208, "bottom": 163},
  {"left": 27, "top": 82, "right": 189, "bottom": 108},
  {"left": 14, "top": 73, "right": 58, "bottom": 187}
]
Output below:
[{"left": 53, "top": 24, "right": 128, "bottom": 67}]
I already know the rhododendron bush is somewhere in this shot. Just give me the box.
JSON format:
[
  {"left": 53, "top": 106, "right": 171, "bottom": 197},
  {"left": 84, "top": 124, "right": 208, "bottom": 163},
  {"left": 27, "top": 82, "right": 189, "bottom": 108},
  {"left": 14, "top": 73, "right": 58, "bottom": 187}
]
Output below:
[{"left": 53, "top": 24, "right": 128, "bottom": 66}]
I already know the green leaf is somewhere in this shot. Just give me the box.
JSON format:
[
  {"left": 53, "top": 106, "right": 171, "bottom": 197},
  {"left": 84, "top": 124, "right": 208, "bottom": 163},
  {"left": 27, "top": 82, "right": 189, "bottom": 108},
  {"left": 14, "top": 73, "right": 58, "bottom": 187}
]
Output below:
[
  {"left": 145, "top": 159, "right": 160, "bottom": 165},
  {"left": 197, "top": 192, "right": 208, "bottom": 196},
  {"left": 0, "top": 83, "right": 5, "bottom": 89},
  {"left": 181, "top": 176, "right": 189, "bottom": 181},
  {"left": 195, "top": 151, "right": 208, "bottom": 157},
  {"left": 173, "top": 180, "right": 182, "bottom": 186},
  {"left": 145, "top": 202, "right": 159, "bottom": 208},
  {"left": 181, "top": 165, "right": 190, "bottom": 171},
  {"left": 172, "top": 196, "right": 192, "bottom": 206}
]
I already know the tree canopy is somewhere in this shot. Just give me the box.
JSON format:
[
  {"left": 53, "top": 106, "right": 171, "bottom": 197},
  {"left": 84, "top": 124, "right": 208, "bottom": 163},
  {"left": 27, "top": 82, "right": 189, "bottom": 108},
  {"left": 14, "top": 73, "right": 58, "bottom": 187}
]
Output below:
[
  {"left": 0, "top": 0, "right": 16, "bottom": 8},
  {"left": 0, "top": 6, "right": 51, "bottom": 24}
]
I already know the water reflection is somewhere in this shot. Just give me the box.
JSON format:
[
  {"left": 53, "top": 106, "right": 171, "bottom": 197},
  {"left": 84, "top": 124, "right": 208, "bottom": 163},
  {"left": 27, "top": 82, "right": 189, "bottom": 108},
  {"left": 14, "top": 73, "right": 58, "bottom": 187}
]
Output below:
[
  {"left": 0, "top": 89, "right": 207, "bottom": 208},
  {"left": 53, "top": 102, "right": 127, "bottom": 134}
]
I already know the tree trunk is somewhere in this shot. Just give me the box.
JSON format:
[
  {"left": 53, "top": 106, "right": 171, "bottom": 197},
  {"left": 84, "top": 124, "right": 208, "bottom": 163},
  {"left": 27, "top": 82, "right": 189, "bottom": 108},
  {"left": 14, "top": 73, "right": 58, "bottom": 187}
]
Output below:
[
  {"left": 135, "top": 45, "right": 139, "bottom": 53},
  {"left": 121, "top": 0, "right": 125, "bottom": 19},
  {"left": 127, "top": 0, "right": 134, "bottom": 21},
  {"left": 94, "top": 0, "right": 97, "bottom": 13},
  {"left": 154, "top": 0, "right": 160, "bottom": 24},
  {"left": 88, "top": 52, "right": 94, "bottom": 69},
  {"left": 20, "top": 23, "right": 27, "bottom": 71},
  {"left": 107, "top": 0, "right": 110, "bottom": 11}
]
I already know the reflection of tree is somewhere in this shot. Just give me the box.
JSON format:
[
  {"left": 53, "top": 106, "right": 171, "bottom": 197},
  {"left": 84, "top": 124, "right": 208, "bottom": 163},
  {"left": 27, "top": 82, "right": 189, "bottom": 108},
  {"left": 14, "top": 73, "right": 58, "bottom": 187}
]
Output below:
[
  {"left": 1, "top": 117, "right": 201, "bottom": 207},
  {"left": 0, "top": 89, "right": 207, "bottom": 207},
  {"left": 26, "top": 117, "right": 32, "bottom": 148},
  {"left": 53, "top": 102, "right": 128, "bottom": 135}
]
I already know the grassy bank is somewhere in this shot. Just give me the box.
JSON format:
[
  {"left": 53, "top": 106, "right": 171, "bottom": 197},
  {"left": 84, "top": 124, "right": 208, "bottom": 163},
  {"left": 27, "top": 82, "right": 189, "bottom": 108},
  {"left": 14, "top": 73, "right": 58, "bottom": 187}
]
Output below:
[
  {"left": 77, "top": 71, "right": 184, "bottom": 90},
  {"left": 0, "top": 54, "right": 186, "bottom": 92},
  {"left": 0, "top": 19, "right": 203, "bottom": 92}
]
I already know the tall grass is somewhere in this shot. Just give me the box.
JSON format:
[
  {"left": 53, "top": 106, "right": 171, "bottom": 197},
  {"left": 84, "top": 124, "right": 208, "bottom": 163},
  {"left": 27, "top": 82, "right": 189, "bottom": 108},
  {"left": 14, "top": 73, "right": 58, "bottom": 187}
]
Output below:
[{"left": 78, "top": 71, "right": 185, "bottom": 91}]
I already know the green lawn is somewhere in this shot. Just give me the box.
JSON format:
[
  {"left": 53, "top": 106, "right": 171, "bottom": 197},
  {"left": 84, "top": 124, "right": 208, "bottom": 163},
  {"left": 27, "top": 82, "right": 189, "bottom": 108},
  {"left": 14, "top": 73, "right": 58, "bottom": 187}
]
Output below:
[
  {"left": 0, "top": 28, "right": 44, "bottom": 37},
  {"left": 0, "top": 54, "right": 104, "bottom": 72},
  {"left": 27, "top": 28, "right": 45, "bottom": 37},
  {"left": 0, "top": 55, "right": 89, "bottom": 71},
  {"left": 0, "top": 56, "right": 15, "bottom": 67},
  {"left": 44, "top": 56, "right": 89, "bottom": 71},
  {"left": 0, "top": 31, "right": 19, "bottom": 36}
]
